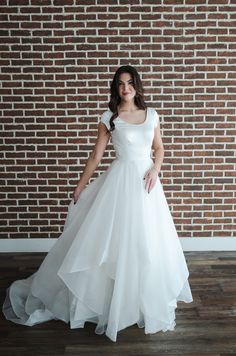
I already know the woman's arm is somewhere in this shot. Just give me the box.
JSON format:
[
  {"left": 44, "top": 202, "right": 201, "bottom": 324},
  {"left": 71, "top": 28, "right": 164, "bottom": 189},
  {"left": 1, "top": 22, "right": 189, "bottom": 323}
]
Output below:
[
  {"left": 73, "top": 122, "right": 111, "bottom": 201},
  {"left": 144, "top": 119, "right": 164, "bottom": 193},
  {"left": 151, "top": 120, "right": 164, "bottom": 173}
]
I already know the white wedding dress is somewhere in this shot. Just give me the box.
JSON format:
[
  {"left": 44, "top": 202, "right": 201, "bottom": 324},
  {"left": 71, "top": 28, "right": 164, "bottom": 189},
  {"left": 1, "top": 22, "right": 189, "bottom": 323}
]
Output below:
[{"left": 2, "top": 107, "right": 193, "bottom": 342}]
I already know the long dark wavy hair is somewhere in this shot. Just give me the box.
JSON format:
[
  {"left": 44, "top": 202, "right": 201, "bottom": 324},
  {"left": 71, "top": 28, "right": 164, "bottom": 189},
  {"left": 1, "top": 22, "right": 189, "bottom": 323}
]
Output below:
[{"left": 107, "top": 65, "right": 147, "bottom": 132}]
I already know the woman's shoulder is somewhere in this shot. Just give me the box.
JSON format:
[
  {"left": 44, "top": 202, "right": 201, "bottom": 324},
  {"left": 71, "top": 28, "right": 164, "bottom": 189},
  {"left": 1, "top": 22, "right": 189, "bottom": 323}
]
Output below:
[
  {"left": 148, "top": 107, "right": 160, "bottom": 127},
  {"left": 101, "top": 108, "right": 113, "bottom": 118},
  {"left": 148, "top": 107, "right": 159, "bottom": 114},
  {"left": 100, "top": 109, "right": 113, "bottom": 130}
]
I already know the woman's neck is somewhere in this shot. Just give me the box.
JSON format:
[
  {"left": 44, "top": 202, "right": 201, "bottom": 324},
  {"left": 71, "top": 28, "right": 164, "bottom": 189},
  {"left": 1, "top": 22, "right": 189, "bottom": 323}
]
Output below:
[{"left": 118, "top": 103, "right": 139, "bottom": 112}]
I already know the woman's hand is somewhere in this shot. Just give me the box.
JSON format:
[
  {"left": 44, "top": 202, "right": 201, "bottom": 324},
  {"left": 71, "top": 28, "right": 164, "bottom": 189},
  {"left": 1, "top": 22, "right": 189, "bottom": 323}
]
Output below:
[
  {"left": 143, "top": 166, "right": 159, "bottom": 193},
  {"left": 72, "top": 186, "right": 84, "bottom": 204}
]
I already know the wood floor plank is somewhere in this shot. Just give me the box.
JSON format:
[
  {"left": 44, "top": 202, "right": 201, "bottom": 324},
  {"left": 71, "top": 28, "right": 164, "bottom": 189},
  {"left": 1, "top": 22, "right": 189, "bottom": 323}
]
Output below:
[{"left": 1, "top": 252, "right": 236, "bottom": 355}]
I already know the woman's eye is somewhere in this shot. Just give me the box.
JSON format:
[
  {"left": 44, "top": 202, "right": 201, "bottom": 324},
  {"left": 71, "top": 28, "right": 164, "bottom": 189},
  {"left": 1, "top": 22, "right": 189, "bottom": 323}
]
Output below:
[{"left": 118, "top": 82, "right": 133, "bottom": 85}]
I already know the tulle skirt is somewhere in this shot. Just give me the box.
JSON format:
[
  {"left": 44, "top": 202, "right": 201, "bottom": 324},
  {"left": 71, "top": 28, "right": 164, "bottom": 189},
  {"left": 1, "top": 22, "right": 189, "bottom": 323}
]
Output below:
[{"left": 2, "top": 157, "right": 193, "bottom": 342}]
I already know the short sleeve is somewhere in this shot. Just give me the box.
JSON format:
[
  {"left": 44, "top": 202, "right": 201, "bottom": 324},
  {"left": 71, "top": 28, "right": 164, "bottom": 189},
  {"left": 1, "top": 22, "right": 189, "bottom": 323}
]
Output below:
[
  {"left": 153, "top": 109, "right": 160, "bottom": 128},
  {"left": 100, "top": 110, "right": 111, "bottom": 130}
]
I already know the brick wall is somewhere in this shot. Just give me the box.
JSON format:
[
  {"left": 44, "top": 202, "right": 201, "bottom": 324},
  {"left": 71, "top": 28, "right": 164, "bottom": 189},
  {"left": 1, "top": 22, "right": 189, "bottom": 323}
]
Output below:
[{"left": 0, "top": 0, "right": 235, "bottom": 239}]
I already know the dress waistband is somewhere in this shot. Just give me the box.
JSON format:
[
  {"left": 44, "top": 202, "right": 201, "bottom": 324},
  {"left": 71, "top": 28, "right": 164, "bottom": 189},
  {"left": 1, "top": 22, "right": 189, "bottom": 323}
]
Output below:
[{"left": 115, "top": 155, "right": 152, "bottom": 162}]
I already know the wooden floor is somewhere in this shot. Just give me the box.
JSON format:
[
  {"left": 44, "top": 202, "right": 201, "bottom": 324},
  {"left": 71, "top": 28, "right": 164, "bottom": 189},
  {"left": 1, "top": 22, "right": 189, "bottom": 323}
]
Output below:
[{"left": 1, "top": 251, "right": 236, "bottom": 355}]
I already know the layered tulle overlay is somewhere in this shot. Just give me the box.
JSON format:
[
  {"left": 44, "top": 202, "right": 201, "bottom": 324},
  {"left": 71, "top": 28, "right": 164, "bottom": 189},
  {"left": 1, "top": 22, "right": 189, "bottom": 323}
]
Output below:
[{"left": 2, "top": 107, "right": 193, "bottom": 342}]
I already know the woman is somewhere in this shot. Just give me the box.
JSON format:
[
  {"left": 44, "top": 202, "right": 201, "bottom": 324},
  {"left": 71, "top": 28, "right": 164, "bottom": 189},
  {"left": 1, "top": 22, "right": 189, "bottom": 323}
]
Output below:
[{"left": 2, "top": 65, "right": 193, "bottom": 343}]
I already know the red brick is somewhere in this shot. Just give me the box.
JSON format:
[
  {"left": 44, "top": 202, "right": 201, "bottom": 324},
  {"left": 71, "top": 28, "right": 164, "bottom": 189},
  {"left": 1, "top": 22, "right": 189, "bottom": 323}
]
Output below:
[{"left": 0, "top": 2, "right": 235, "bottom": 239}]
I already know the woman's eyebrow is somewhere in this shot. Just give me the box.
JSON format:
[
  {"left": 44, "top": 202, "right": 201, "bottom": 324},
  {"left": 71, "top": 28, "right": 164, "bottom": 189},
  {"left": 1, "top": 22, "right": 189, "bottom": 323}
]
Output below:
[{"left": 118, "top": 79, "right": 133, "bottom": 83}]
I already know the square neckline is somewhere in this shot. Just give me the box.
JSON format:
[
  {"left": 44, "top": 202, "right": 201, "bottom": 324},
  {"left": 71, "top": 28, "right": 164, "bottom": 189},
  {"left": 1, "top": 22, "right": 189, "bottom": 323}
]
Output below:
[{"left": 117, "top": 107, "right": 148, "bottom": 126}]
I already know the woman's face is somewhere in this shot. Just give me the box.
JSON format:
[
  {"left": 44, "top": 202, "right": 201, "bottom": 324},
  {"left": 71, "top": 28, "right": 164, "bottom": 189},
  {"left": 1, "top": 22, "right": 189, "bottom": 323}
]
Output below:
[{"left": 118, "top": 72, "right": 136, "bottom": 103}]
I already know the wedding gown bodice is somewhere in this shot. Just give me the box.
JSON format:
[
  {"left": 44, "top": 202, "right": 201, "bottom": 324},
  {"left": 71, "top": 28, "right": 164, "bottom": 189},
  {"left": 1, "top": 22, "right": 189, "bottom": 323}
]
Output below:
[{"left": 100, "top": 107, "right": 159, "bottom": 161}]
